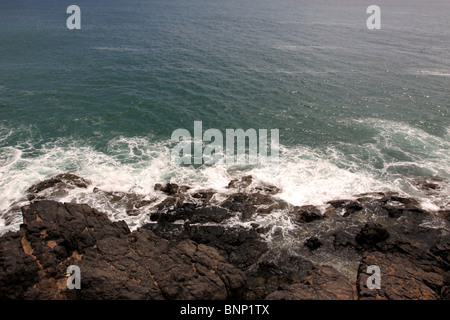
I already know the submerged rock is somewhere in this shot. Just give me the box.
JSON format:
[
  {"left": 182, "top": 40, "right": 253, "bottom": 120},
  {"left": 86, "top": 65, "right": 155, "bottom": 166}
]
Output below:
[
  {"left": 26, "top": 173, "right": 90, "bottom": 201},
  {"left": 289, "top": 205, "right": 323, "bottom": 223}
]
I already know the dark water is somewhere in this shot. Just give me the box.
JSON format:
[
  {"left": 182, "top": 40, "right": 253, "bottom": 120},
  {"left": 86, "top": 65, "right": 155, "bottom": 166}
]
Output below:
[{"left": 0, "top": 0, "right": 449, "bottom": 233}]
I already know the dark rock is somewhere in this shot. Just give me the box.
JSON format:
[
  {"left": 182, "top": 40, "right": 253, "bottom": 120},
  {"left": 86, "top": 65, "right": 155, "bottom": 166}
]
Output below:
[
  {"left": 431, "top": 238, "right": 450, "bottom": 266},
  {"left": 437, "top": 210, "right": 450, "bottom": 223},
  {"left": 192, "top": 190, "right": 216, "bottom": 204},
  {"left": 290, "top": 205, "right": 323, "bottom": 223},
  {"left": 412, "top": 178, "right": 442, "bottom": 192},
  {"left": 327, "top": 200, "right": 363, "bottom": 217},
  {"left": 355, "top": 223, "right": 390, "bottom": 249},
  {"left": 221, "top": 192, "right": 288, "bottom": 220},
  {"left": 265, "top": 265, "right": 355, "bottom": 300},
  {"left": 92, "top": 188, "right": 157, "bottom": 216},
  {"left": 154, "top": 183, "right": 190, "bottom": 195},
  {"left": 254, "top": 185, "right": 280, "bottom": 195},
  {"left": 151, "top": 200, "right": 232, "bottom": 224},
  {"left": 245, "top": 253, "right": 315, "bottom": 299},
  {"left": 333, "top": 230, "right": 358, "bottom": 250},
  {"left": 304, "top": 237, "right": 322, "bottom": 251},
  {"left": 0, "top": 231, "right": 41, "bottom": 299},
  {"left": 357, "top": 251, "right": 446, "bottom": 300},
  {"left": 184, "top": 225, "right": 268, "bottom": 270},
  {"left": 26, "top": 173, "right": 90, "bottom": 201},
  {"left": 144, "top": 222, "right": 269, "bottom": 272},
  {"left": 227, "top": 176, "right": 253, "bottom": 189},
  {"left": 0, "top": 200, "right": 246, "bottom": 300}
]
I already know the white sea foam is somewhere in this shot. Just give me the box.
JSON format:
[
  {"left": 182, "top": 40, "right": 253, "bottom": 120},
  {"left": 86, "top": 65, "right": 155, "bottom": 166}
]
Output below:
[
  {"left": 0, "top": 120, "right": 449, "bottom": 236},
  {"left": 415, "top": 70, "right": 450, "bottom": 77}
]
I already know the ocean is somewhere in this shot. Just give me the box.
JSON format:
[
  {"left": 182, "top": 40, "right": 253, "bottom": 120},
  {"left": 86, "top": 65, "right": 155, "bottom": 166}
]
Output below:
[{"left": 0, "top": 0, "right": 449, "bottom": 235}]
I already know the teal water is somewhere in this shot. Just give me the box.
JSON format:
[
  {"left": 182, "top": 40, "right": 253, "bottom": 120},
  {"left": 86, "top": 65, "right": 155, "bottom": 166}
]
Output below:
[{"left": 0, "top": 0, "right": 449, "bottom": 233}]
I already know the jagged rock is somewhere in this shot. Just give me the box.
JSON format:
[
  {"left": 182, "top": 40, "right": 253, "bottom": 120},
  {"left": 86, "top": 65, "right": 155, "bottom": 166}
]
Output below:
[
  {"left": 227, "top": 176, "right": 280, "bottom": 195},
  {"left": 0, "top": 231, "right": 41, "bottom": 299},
  {"left": 333, "top": 230, "right": 358, "bottom": 250},
  {"left": 245, "top": 252, "right": 315, "bottom": 299},
  {"left": 431, "top": 238, "right": 450, "bottom": 267},
  {"left": 357, "top": 251, "right": 446, "bottom": 300},
  {"left": 304, "top": 237, "right": 322, "bottom": 251},
  {"left": 227, "top": 176, "right": 253, "bottom": 189},
  {"left": 326, "top": 200, "right": 363, "bottom": 217},
  {"left": 412, "top": 178, "right": 442, "bottom": 193},
  {"left": 154, "top": 183, "right": 190, "bottom": 195},
  {"left": 92, "top": 188, "right": 157, "bottom": 216},
  {"left": 192, "top": 189, "right": 216, "bottom": 204},
  {"left": 355, "top": 223, "right": 390, "bottom": 249},
  {"left": 146, "top": 223, "right": 269, "bottom": 271},
  {"left": 0, "top": 200, "right": 246, "bottom": 300},
  {"left": 26, "top": 173, "right": 90, "bottom": 201},
  {"left": 289, "top": 205, "right": 323, "bottom": 223},
  {"left": 1, "top": 174, "right": 449, "bottom": 301},
  {"left": 221, "top": 192, "right": 288, "bottom": 220},
  {"left": 265, "top": 265, "right": 355, "bottom": 300},
  {"left": 151, "top": 201, "right": 232, "bottom": 224}
]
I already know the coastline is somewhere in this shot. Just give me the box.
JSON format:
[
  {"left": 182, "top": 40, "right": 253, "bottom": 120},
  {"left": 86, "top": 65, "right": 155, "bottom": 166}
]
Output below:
[{"left": 0, "top": 173, "right": 448, "bottom": 300}]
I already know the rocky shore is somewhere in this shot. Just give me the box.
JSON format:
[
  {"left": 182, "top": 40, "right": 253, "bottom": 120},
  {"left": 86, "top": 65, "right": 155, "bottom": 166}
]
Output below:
[{"left": 0, "top": 174, "right": 449, "bottom": 300}]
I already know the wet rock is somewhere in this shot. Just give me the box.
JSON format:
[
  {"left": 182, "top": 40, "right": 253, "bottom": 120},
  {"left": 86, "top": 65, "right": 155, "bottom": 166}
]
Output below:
[
  {"left": 192, "top": 189, "right": 216, "bottom": 204},
  {"left": 154, "top": 183, "right": 190, "bottom": 195},
  {"left": 304, "top": 237, "right": 322, "bottom": 251},
  {"left": 412, "top": 178, "right": 442, "bottom": 193},
  {"left": 221, "top": 192, "right": 288, "bottom": 220},
  {"left": 151, "top": 201, "right": 232, "bottom": 224},
  {"left": 290, "top": 205, "right": 323, "bottom": 223},
  {"left": 265, "top": 265, "right": 355, "bottom": 300},
  {"left": 245, "top": 252, "right": 315, "bottom": 299},
  {"left": 227, "top": 176, "right": 253, "bottom": 190},
  {"left": 253, "top": 183, "right": 281, "bottom": 195},
  {"left": 26, "top": 173, "right": 90, "bottom": 201},
  {"left": 355, "top": 223, "right": 390, "bottom": 249},
  {"left": 333, "top": 230, "right": 358, "bottom": 250},
  {"left": 327, "top": 200, "right": 363, "bottom": 217},
  {"left": 93, "top": 188, "right": 157, "bottom": 216}
]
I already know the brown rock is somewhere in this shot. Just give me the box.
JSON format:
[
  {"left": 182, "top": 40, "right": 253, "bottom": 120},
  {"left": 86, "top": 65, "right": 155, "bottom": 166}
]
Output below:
[
  {"left": 265, "top": 265, "right": 355, "bottom": 300},
  {"left": 0, "top": 200, "right": 246, "bottom": 300},
  {"left": 290, "top": 205, "right": 323, "bottom": 223},
  {"left": 26, "top": 173, "right": 90, "bottom": 201},
  {"left": 357, "top": 251, "right": 446, "bottom": 300}
]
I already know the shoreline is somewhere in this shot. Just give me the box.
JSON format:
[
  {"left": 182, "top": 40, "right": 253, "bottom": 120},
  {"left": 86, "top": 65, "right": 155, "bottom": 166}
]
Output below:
[{"left": 0, "top": 173, "right": 448, "bottom": 300}]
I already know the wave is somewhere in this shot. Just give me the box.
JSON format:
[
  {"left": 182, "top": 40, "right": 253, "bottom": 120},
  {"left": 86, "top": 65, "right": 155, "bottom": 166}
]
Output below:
[
  {"left": 0, "top": 119, "right": 449, "bottom": 236},
  {"left": 414, "top": 69, "right": 450, "bottom": 77}
]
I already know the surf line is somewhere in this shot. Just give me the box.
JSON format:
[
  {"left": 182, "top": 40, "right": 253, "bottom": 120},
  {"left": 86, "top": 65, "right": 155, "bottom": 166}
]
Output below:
[{"left": 170, "top": 121, "right": 279, "bottom": 166}]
